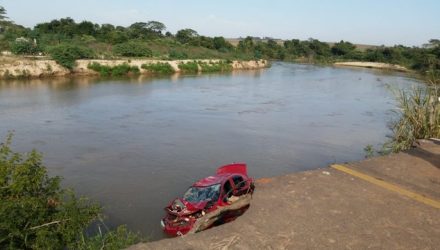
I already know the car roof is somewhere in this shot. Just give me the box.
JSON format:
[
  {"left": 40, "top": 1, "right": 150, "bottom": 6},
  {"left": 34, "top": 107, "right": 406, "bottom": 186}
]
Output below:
[{"left": 193, "top": 173, "right": 237, "bottom": 187}]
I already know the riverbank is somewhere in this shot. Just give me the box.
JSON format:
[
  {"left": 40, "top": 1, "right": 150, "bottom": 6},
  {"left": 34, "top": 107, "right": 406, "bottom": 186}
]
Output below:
[
  {"left": 334, "top": 61, "right": 410, "bottom": 72},
  {"left": 0, "top": 57, "right": 269, "bottom": 79},
  {"left": 129, "top": 139, "right": 440, "bottom": 249}
]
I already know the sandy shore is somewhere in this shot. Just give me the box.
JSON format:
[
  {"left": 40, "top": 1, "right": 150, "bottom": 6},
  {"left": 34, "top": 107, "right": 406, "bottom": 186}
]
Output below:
[{"left": 334, "top": 61, "right": 409, "bottom": 72}]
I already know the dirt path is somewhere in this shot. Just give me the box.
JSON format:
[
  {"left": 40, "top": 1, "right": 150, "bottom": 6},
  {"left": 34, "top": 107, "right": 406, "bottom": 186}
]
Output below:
[{"left": 129, "top": 139, "right": 440, "bottom": 249}]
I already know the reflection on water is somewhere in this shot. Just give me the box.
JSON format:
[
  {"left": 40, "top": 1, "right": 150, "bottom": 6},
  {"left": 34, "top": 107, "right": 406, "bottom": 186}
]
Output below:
[{"left": 0, "top": 62, "right": 420, "bottom": 239}]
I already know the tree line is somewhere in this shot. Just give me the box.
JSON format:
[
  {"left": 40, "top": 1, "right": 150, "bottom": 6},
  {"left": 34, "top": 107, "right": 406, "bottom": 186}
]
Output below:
[{"left": 0, "top": 6, "right": 438, "bottom": 74}]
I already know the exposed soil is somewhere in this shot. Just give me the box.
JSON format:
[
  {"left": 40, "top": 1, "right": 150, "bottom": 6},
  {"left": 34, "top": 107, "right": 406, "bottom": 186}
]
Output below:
[{"left": 0, "top": 57, "right": 269, "bottom": 79}]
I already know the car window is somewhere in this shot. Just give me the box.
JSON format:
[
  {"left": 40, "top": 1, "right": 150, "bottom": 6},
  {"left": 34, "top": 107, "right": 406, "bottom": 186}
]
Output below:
[
  {"left": 232, "top": 175, "right": 245, "bottom": 188},
  {"left": 223, "top": 180, "right": 233, "bottom": 198},
  {"left": 183, "top": 184, "right": 220, "bottom": 203}
]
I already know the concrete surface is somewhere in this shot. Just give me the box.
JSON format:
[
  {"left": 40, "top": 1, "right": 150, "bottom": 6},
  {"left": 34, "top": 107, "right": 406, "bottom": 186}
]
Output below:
[{"left": 129, "top": 139, "right": 440, "bottom": 249}]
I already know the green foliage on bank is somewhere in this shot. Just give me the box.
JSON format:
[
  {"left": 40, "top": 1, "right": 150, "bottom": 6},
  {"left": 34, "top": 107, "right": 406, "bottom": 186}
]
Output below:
[
  {"left": 88, "top": 62, "right": 140, "bottom": 76},
  {"left": 10, "top": 39, "right": 39, "bottom": 55},
  {"left": 199, "top": 61, "right": 233, "bottom": 72},
  {"left": 178, "top": 61, "right": 199, "bottom": 73},
  {"left": 0, "top": 5, "right": 439, "bottom": 75},
  {"left": 0, "top": 133, "right": 142, "bottom": 249},
  {"left": 141, "top": 62, "right": 175, "bottom": 74},
  {"left": 385, "top": 76, "right": 440, "bottom": 152},
  {"left": 112, "top": 41, "right": 153, "bottom": 57},
  {"left": 46, "top": 44, "right": 95, "bottom": 69}
]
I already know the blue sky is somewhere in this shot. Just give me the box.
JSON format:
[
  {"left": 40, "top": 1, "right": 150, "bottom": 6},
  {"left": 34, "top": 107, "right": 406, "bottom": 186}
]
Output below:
[{"left": 2, "top": 0, "right": 439, "bottom": 46}]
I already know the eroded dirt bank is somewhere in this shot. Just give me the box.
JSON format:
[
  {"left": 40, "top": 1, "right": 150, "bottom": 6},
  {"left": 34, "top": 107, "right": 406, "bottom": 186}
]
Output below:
[
  {"left": 130, "top": 139, "right": 440, "bottom": 249},
  {"left": 0, "top": 57, "right": 269, "bottom": 79}
]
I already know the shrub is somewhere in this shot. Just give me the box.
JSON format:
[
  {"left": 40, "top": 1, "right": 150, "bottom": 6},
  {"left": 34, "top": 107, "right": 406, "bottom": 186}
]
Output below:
[
  {"left": 10, "top": 39, "right": 39, "bottom": 55},
  {"left": 178, "top": 61, "right": 199, "bottom": 73},
  {"left": 88, "top": 62, "right": 140, "bottom": 76},
  {"left": 385, "top": 85, "right": 440, "bottom": 152},
  {"left": 141, "top": 62, "right": 175, "bottom": 74},
  {"left": 112, "top": 41, "right": 152, "bottom": 57},
  {"left": 46, "top": 44, "right": 95, "bottom": 69},
  {"left": 168, "top": 50, "right": 188, "bottom": 59},
  {"left": 0, "top": 133, "right": 141, "bottom": 249},
  {"left": 199, "top": 61, "right": 232, "bottom": 72}
]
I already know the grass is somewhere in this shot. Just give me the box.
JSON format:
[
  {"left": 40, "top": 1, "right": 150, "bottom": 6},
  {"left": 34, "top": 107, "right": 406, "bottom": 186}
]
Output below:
[
  {"left": 177, "top": 60, "right": 234, "bottom": 74},
  {"left": 141, "top": 62, "right": 175, "bottom": 74},
  {"left": 385, "top": 83, "right": 440, "bottom": 153},
  {"left": 88, "top": 62, "right": 140, "bottom": 76},
  {"left": 178, "top": 61, "right": 199, "bottom": 73},
  {"left": 199, "top": 61, "right": 233, "bottom": 72}
]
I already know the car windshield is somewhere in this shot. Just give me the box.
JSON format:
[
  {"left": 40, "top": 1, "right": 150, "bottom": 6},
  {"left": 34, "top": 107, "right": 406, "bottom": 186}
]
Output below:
[{"left": 183, "top": 184, "right": 221, "bottom": 203}]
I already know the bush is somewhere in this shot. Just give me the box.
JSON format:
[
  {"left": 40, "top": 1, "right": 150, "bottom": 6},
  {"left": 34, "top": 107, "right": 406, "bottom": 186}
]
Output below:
[
  {"left": 178, "top": 61, "right": 199, "bottom": 73},
  {"left": 112, "top": 41, "right": 152, "bottom": 57},
  {"left": 385, "top": 85, "right": 440, "bottom": 152},
  {"left": 199, "top": 61, "right": 232, "bottom": 72},
  {"left": 168, "top": 50, "right": 188, "bottom": 59},
  {"left": 88, "top": 62, "right": 140, "bottom": 76},
  {"left": 0, "top": 133, "right": 141, "bottom": 249},
  {"left": 141, "top": 62, "right": 175, "bottom": 74},
  {"left": 46, "top": 44, "right": 95, "bottom": 69},
  {"left": 10, "top": 39, "right": 39, "bottom": 55}
]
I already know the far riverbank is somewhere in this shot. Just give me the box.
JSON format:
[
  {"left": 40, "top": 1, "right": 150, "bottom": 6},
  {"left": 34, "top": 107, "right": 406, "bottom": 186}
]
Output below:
[{"left": 0, "top": 57, "right": 269, "bottom": 79}]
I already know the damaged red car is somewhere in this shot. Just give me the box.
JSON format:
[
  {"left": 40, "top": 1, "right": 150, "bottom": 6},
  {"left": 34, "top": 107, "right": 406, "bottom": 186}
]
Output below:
[{"left": 161, "top": 163, "right": 255, "bottom": 236}]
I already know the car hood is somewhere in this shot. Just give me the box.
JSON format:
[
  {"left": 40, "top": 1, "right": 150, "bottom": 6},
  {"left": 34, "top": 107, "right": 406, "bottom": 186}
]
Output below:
[{"left": 166, "top": 198, "right": 208, "bottom": 216}]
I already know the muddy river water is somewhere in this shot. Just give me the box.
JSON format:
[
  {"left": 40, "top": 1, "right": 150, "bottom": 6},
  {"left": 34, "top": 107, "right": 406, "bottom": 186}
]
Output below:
[{"left": 0, "top": 62, "right": 420, "bottom": 239}]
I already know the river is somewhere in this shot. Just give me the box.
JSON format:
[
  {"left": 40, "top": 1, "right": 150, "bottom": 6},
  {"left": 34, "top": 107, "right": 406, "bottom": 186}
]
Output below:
[{"left": 0, "top": 62, "right": 420, "bottom": 239}]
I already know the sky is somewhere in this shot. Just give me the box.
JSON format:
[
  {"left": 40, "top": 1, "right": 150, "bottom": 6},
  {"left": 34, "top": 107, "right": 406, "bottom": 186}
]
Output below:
[{"left": 2, "top": 0, "right": 439, "bottom": 46}]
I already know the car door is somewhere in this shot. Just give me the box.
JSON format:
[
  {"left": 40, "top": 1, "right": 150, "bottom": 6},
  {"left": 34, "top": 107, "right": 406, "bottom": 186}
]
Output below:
[
  {"left": 231, "top": 175, "right": 247, "bottom": 195},
  {"left": 221, "top": 179, "right": 234, "bottom": 204}
]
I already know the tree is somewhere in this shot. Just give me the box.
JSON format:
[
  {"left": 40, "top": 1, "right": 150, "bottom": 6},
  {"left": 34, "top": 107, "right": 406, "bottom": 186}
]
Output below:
[
  {"left": 0, "top": 6, "right": 11, "bottom": 34},
  {"left": 0, "top": 133, "right": 141, "bottom": 249},
  {"left": 10, "top": 39, "right": 39, "bottom": 55},
  {"left": 128, "top": 21, "right": 164, "bottom": 39},
  {"left": 213, "top": 36, "right": 233, "bottom": 51},
  {"left": 0, "top": 6, "right": 7, "bottom": 21},
  {"left": 145, "top": 21, "right": 166, "bottom": 35},
  {"left": 175, "top": 28, "right": 198, "bottom": 44},
  {"left": 112, "top": 41, "right": 152, "bottom": 57},
  {"left": 331, "top": 40, "right": 356, "bottom": 56},
  {"left": 77, "top": 21, "right": 97, "bottom": 36},
  {"left": 46, "top": 44, "right": 95, "bottom": 69},
  {"left": 238, "top": 36, "right": 254, "bottom": 52},
  {"left": 307, "top": 38, "right": 331, "bottom": 57}
]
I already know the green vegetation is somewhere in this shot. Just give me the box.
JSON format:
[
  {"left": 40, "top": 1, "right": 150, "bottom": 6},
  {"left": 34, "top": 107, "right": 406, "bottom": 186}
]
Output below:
[
  {"left": 363, "top": 145, "right": 375, "bottom": 158},
  {"left": 141, "top": 62, "right": 175, "bottom": 74},
  {"left": 112, "top": 41, "right": 152, "bottom": 57},
  {"left": 385, "top": 77, "right": 440, "bottom": 152},
  {"left": 88, "top": 62, "right": 140, "bottom": 76},
  {"left": 10, "top": 39, "right": 39, "bottom": 55},
  {"left": 0, "top": 133, "right": 142, "bottom": 249},
  {"left": 0, "top": 4, "right": 438, "bottom": 75},
  {"left": 178, "top": 61, "right": 199, "bottom": 73},
  {"left": 199, "top": 61, "right": 233, "bottom": 72},
  {"left": 46, "top": 44, "right": 95, "bottom": 69}
]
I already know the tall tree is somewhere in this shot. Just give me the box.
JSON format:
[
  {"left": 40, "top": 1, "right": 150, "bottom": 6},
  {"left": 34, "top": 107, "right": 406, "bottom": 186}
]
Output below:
[
  {"left": 0, "top": 6, "right": 7, "bottom": 21},
  {"left": 145, "top": 21, "right": 166, "bottom": 35}
]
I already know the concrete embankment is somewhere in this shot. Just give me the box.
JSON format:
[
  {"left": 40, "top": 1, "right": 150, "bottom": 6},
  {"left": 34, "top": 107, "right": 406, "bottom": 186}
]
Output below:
[
  {"left": 0, "top": 57, "right": 269, "bottom": 79},
  {"left": 130, "top": 139, "right": 440, "bottom": 249},
  {"left": 334, "top": 61, "right": 409, "bottom": 72}
]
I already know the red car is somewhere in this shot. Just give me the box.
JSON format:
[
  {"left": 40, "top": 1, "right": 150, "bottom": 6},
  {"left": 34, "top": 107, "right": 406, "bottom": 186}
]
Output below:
[{"left": 161, "top": 163, "right": 255, "bottom": 236}]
